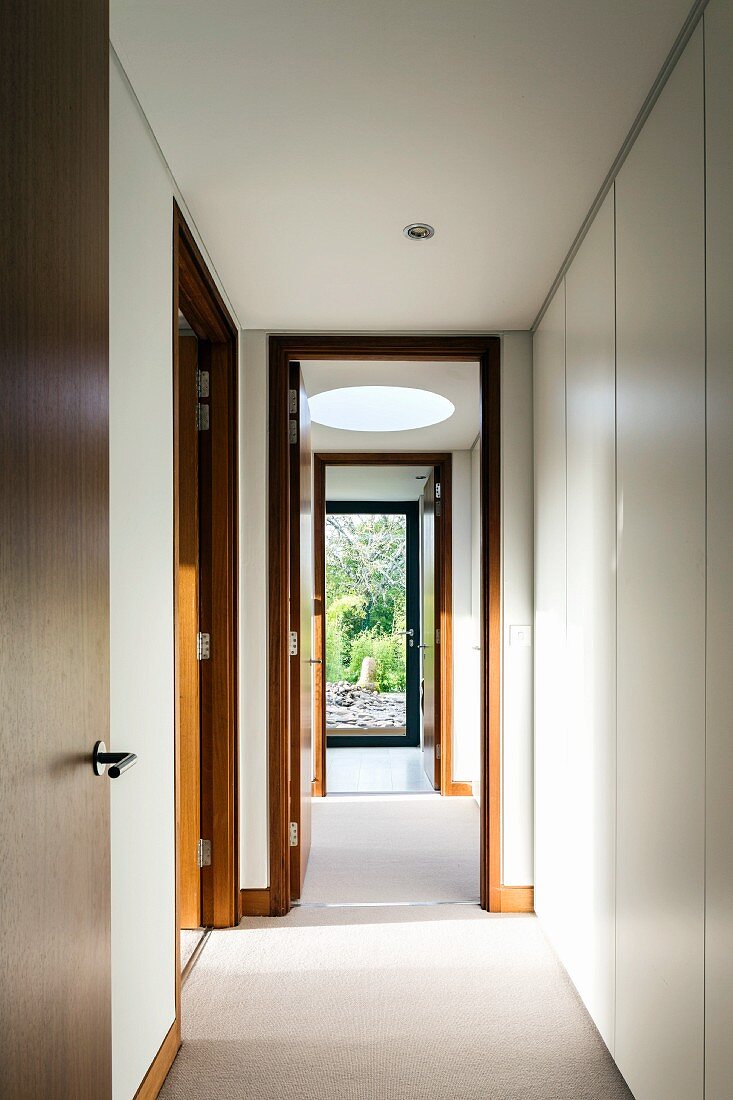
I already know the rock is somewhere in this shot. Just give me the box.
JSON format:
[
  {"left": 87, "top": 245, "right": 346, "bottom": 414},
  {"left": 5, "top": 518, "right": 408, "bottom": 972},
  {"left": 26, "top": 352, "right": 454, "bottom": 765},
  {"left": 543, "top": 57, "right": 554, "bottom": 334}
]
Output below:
[{"left": 357, "top": 657, "right": 378, "bottom": 691}]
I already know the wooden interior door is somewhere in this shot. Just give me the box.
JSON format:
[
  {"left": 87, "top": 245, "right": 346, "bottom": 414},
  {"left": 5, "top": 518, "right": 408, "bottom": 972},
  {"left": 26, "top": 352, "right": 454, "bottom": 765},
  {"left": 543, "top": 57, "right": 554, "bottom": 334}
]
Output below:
[
  {"left": 176, "top": 333, "right": 202, "bottom": 930},
  {"left": 421, "top": 470, "right": 441, "bottom": 789},
  {"left": 1, "top": 0, "right": 112, "bottom": 1093},
  {"left": 289, "top": 362, "right": 313, "bottom": 898}
]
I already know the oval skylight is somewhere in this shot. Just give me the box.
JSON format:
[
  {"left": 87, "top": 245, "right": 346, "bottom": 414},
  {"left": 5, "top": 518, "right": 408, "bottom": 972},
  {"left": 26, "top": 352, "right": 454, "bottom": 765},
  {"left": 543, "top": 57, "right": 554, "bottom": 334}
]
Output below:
[{"left": 309, "top": 386, "right": 455, "bottom": 432}]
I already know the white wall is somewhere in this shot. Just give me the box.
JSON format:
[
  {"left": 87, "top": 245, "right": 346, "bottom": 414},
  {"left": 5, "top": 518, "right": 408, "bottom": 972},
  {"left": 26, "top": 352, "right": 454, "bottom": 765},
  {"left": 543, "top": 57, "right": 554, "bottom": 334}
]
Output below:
[
  {"left": 239, "top": 331, "right": 270, "bottom": 888},
  {"left": 109, "top": 50, "right": 241, "bottom": 1098},
  {"left": 500, "top": 332, "right": 534, "bottom": 885},
  {"left": 615, "top": 29, "right": 705, "bottom": 1099},
  {"left": 564, "top": 190, "right": 616, "bottom": 1050},
  {"left": 533, "top": 285, "right": 567, "bottom": 958},
  {"left": 239, "top": 333, "right": 535, "bottom": 888},
  {"left": 704, "top": 4, "right": 733, "bottom": 1096},
  {"left": 109, "top": 55, "right": 176, "bottom": 1100},
  {"left": 534, "top": 8, "right": 733, "bottom": 1097},
  {"left": 535, "top": 194, "right": 617, "bottom": 1049},
  {"left": 451, "top": 450, "right": 478, "bottom": 781}
]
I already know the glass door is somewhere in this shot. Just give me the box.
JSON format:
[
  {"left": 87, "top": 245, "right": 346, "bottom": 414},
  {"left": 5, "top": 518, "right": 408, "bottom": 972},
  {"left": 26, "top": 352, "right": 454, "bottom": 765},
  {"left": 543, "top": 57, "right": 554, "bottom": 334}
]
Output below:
[{"left": 325, "top": 501, "right": 420, "bottom": 748}]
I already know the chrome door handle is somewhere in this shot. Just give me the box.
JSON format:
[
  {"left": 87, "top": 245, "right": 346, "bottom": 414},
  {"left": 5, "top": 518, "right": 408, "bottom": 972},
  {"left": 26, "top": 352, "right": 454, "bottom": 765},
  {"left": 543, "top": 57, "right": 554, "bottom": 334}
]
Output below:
[
  {"left": 92, "top": 740, "right": 138, "bottom": 779},
  {"left": 308, "top": 658, "right": 323, "bottom": 664},
  {"left": 396, "top": 629, "right": 414, "bottom": 637},
  {"left": 418, "top": 643, "right": 429, "bottom": 649}
]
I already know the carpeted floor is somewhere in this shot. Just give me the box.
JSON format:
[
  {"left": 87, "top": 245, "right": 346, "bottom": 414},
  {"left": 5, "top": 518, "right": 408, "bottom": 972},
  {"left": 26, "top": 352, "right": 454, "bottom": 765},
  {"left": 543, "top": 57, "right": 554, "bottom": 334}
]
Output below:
[
  {"left": 180, "top": 929, "right": 205, "bottom": 971},
  {"left": 299, "top": 794, "right": 480, "bottom": 904},
  {"left": 161, "top": 905, "right": 634, "bottom": 1099},
  {"left": 161, "top": 795, "right": 634, "bottom": 1099}
]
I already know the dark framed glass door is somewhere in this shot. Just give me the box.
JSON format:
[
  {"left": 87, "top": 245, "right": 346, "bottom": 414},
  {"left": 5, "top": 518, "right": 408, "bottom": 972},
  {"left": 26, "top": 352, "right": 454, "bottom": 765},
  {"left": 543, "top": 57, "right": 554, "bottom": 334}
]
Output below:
[{"left": 325, "top": 500, "right": 420, "bottom": 748}]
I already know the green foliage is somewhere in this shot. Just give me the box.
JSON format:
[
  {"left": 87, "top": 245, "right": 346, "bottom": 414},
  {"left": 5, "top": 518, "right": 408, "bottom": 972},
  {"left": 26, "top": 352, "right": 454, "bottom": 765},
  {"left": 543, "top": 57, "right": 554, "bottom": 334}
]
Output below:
[
  {"left": 325, "top": 513, "right": 407, "bottom": 691},
  {"left": 325, "top": 594, "right": 365, "bottom": 682}
]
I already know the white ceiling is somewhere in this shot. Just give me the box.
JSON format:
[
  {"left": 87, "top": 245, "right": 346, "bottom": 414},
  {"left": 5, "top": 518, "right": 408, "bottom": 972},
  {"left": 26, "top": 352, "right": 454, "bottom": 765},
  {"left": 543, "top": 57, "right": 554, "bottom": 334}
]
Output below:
[
  {"left": 301, "top": 360, "right": 480, "bottom": 451},
  {"left": 112, "top": 0, "right": 692, "bottom": 330},
  {"left": 326, "top": 465, "right": 432, "bottom": 501}
]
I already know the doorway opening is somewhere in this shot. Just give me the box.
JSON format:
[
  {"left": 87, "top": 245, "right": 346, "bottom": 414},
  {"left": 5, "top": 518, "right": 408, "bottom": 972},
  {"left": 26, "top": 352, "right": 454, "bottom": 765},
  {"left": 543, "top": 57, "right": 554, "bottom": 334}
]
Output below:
[
  {"left": 173, "top": 203, "right": 239, "bottom": 1010},
  {"left": 268, "top": 335, "right": 525, "bottom": 916},
  {"left": 323, "top": 498, "right": 423, "bottom": 792},
  {"left": 324, "top": 500, "right": 419, "bottom": 754},
  {"left": 314, "top": 455, "right": 460, "bottom": 801}
]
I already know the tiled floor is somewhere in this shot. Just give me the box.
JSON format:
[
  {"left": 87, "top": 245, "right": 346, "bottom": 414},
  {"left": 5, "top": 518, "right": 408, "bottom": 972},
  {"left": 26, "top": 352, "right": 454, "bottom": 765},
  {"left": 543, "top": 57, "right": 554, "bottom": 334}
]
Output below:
[{"left": 326, "top": 746, "right": 435, "bottom": 793}]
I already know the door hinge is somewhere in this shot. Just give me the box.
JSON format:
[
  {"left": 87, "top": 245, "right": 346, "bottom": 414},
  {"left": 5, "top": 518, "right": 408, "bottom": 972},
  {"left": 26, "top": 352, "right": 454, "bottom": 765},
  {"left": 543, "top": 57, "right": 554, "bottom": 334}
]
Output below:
[
  {"left": 435, "top": 627, "right": 441, "bottom": 645},
  {"left": 289, "top": 821, "right": 299, "bottom": 847},
  {"left": 289, "top": 630, "right": 298, "bottom": 656},
  {"left": 197, "top": 632, "right": 211, "bottom": 660},
  {"left": 436, "top": 743, "right": 441, "bottom": 761},
  {"left": 197, "top": 369, "right": 210, "bottom": 399},
  {"left": 289, "top": 388, "right": 298, "bottom": 414},
  {"left": 197, "top": 839, "right": 212, "bottom": 868},
  {"left": 289, "top": 419, "right": 298, "bottom": 444},
  {"left": 197, "top": 402, "right": 210, "bottom": 431}
]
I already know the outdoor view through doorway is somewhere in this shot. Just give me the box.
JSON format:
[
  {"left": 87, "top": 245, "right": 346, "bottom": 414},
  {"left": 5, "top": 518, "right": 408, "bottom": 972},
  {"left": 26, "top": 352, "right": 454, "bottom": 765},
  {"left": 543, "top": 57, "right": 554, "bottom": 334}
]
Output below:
[
  {"left": 324, "top": 496, "right": 428, "bottom": 794},
  {"left": 276, "top": 351, "right": 490, "bottom": 908}
]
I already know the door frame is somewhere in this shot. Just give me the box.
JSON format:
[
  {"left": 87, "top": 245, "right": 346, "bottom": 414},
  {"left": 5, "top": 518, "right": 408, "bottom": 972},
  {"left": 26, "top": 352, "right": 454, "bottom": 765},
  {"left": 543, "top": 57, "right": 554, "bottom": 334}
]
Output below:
[
  {"left": 268, "top": 334, "right": 529, "bottom": 916},
  {"left": 313, "top": 457, "right": 457, "bottom": 781},
  {"left": 318, "top": 495, "right": 422, "bottom": 752},
  {"left": 173, "top": 204, "right": 239, "bottom": 976}
]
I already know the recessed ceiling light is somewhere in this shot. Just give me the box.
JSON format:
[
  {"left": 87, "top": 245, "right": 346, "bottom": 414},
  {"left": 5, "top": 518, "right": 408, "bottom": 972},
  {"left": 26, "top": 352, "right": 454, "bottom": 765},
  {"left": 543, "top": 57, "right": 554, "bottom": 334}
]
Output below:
[
  {"left": 309, "top": 386, "right": 454, "bottom": 433},
  {"left": 403, "top": 223, "right": 435, "bottom": 240}
]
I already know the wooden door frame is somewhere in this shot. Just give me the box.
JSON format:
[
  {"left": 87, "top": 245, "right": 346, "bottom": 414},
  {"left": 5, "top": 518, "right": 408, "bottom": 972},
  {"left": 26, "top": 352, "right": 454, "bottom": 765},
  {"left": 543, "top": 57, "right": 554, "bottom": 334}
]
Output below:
[
  {"left": 312, "top": 452, "right": 463, "bottom": 793},
  {"left": 268, "top": 334, "right": 531, "bottom": 916},
  {"left": 173, "top": 203, "right": 239, "bottom": 1005}
]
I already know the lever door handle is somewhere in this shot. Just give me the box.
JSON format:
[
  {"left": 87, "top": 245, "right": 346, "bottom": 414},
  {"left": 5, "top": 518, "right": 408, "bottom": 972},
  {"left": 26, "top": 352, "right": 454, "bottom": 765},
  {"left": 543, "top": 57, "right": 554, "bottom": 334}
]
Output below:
[
  {"left": 396, "top": 629, "right": 414, "bottom": 637},
  {"left": 308, "top": 658, "right": 323, "bottom": 664},
  {"left": 92, "top": 740, "right": 138, "bottom": 779},
  {"left": 418, "top": 643, "right": 429, "bottom": 650}
]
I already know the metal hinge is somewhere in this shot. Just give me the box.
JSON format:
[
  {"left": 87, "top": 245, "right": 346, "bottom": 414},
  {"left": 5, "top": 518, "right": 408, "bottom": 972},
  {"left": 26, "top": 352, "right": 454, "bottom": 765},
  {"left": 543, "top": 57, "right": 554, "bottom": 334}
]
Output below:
[
  {"left": 197, "top": 839, "right": 212, "bottom": 868},
  {"left": 197, "top": 632, "right": 211, "bottom": 660},
  {"left": 289, "top": 822, "right": 298, "bottom": 847},
  {"left": 197, "top": 402, "right": 210, "bottom": 431},
  {"left": 435, "top": 627, "right": 441, "bottom": 644},
  {"left": 289, "top": 631, "right": 298, "bottom": 656},
  {"left": 289, "top": 388, "right": 298, "bottom": 414},
  {"left": 289, "top": 419, "right": 298, "bottom": 444},
  {"left": 197, "top": 369, "right": 210, "bottom": 399},
  {"left": 436, "top": 744, "right": 441, "bottom": 761}
]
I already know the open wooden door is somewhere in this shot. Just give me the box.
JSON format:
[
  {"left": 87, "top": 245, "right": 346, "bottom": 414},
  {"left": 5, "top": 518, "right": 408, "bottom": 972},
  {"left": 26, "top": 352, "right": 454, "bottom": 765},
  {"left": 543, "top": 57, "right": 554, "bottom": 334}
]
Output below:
[
  {"left": 1, "top": 0, "right": 112, "bottom": 1093},
  {"left": 289, "top": 362, "right": 313, "bottom": 898},
  {"left": 176, "top": 333, "right": 202, "bottom": 930},
  {"left": 421, "top": 470, "right": 441, "bottom": 790}
]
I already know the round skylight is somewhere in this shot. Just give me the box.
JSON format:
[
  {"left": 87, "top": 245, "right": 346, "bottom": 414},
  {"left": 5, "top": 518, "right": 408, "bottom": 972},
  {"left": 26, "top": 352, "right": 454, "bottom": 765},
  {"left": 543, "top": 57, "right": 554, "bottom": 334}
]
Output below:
[{"left": 309, "top": 386, "right": 455, "bottom": 433}]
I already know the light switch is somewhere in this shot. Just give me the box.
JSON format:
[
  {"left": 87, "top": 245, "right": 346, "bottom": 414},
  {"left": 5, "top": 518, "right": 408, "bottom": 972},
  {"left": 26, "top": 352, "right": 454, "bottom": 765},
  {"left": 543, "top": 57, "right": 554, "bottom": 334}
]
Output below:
[{"left": 509, "top": 624, "right": 532, "bottom": 648}]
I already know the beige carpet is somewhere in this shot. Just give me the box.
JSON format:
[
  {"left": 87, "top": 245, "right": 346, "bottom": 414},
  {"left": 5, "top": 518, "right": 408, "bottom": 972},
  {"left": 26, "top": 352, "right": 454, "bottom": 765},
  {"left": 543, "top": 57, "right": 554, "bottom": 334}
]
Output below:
[
  {"left": 299, "top": 794, "right": 480, "bottom": 904},
  {"left": 180, "top": 929, "right": 205, "bottom": 971},
  {"left": 161, "top": 905, "right": 634, "bottom": 1099}
]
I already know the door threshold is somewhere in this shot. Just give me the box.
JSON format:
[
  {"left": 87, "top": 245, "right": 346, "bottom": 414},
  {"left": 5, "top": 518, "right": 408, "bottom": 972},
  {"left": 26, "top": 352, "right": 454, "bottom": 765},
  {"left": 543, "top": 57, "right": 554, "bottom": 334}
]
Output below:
[{"left": 181, "top": 928, "right": 212, "bottom": 985}]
